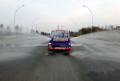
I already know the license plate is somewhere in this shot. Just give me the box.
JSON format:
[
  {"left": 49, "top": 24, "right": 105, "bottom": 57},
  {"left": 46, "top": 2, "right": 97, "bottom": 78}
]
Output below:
[
  {"left": 55, "top": 47, "right": 66, "bottom": 49},
  {"left": 55, "top": 47, "right": 60, "bottom": 49}
]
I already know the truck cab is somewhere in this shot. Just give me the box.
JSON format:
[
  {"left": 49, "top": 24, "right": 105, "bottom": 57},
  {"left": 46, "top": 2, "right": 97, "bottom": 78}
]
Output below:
[{"left": 48, "top": 30, "right": 72, "bottom": 51}]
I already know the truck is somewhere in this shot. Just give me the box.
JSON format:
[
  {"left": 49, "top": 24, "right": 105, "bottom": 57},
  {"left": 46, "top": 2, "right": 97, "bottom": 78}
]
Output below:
[{"left": 48, "top": 30, "right": 72, "bottom": 53}]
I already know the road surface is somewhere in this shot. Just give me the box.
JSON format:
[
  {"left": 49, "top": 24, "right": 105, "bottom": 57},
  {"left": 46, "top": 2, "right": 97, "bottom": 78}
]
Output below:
[{"left": 0, "top": 32, "right": 120, "bottom": 81}]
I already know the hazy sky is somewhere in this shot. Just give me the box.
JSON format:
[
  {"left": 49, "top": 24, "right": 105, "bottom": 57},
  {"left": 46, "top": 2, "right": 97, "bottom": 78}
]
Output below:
[{"left": 0, "top": 0, "right": 120, "bottom": 32}]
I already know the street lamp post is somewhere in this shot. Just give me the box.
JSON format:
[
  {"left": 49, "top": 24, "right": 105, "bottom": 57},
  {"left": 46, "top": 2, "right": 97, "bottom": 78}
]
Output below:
[
  {"left": 83, "top": 5, "right": 93, "bottom": 36},
  {"left": 14, "top": 5, "right": 25, "bottom": 35}
]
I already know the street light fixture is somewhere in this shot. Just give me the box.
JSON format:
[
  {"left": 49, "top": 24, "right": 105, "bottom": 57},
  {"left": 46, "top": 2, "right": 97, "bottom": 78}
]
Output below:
[
  {"left": 83, "top": 5, "right": 93, "bottom": 36},
  {"left": 14, "top": 5, "right": 25, "bottom": 35}
]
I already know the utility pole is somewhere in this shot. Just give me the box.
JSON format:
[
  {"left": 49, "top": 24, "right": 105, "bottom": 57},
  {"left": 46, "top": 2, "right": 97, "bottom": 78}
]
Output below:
[{"left": 83, "top": 5, "right": 93, "bottom": 37}]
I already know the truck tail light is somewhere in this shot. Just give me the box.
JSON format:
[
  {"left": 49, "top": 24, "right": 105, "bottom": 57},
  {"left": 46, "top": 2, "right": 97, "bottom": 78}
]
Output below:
[{"left": 48, "top": 42, "right": 52, "bottom": 45}]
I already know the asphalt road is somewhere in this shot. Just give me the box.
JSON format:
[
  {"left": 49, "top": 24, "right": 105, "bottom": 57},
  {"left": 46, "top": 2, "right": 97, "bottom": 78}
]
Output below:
[{"left": 0, "top": 33, "right": 120, "bottom": 81}]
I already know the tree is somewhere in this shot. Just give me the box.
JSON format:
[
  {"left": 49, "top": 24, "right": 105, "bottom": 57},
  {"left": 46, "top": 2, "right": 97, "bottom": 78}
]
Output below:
[
  {"left": 14, "top": 25, "right": 21, "bottom": 34},
  {"left": 36, "top": 30, "right": 39, "bottom": 33},
  {"left": 0, "top": 24, "right": 4, "bottom": 29},
  {"left": 6, "top": 25, "right": 11, "bottom": 34},
  {"left": 0, "top": 24, "right": 4, "bottom": 33}
]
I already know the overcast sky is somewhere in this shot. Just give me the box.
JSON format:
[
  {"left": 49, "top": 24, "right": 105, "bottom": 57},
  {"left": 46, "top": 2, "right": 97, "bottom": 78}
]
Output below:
[{"left": 0, "top": 0, "right": 120, "bottom": 32}]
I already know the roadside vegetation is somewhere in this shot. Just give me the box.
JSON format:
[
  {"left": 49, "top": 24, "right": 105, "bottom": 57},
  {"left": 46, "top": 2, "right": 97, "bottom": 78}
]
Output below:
[{"left": 70, "top": 26, "right": 106, "bottom": 37}]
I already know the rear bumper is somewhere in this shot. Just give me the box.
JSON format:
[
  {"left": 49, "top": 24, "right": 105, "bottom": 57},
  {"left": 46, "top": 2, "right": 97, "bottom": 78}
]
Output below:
[{"left": 48, "top": 47, "right": 72, "bottom": 50}]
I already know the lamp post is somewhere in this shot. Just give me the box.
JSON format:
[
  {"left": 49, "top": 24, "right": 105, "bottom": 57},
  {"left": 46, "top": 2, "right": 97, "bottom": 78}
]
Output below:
[
  {"left": 14, "top": 5, "right": 25, "bottom": 35},
  {"left": 83, "top": 5, "right": 93, "bottom": 36}
]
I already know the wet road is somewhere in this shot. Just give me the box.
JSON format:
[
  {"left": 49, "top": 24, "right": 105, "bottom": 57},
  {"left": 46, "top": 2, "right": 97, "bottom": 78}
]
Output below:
[{"left": 0, "top": 33, "right": 120, "bottom": 81}]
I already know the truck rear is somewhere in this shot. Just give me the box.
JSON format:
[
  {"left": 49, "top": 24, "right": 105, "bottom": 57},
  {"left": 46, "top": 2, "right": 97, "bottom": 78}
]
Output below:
[{"left": 48, "top": 30, "right": 72, "bottom": 51}]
